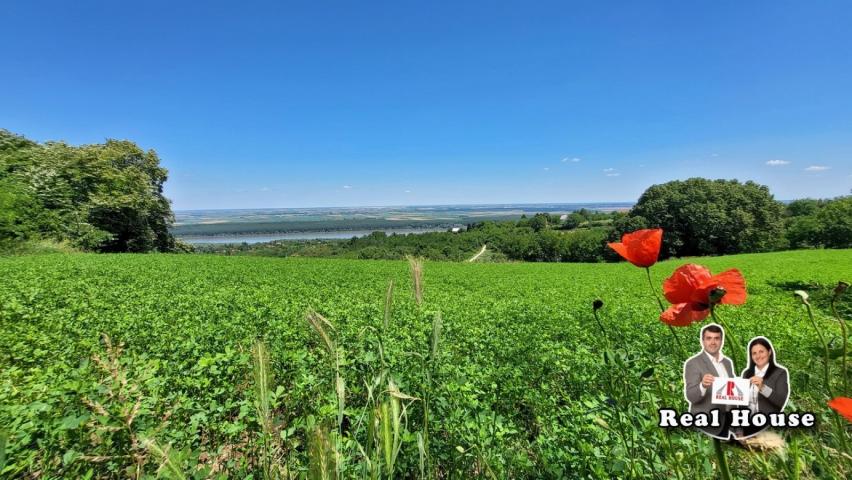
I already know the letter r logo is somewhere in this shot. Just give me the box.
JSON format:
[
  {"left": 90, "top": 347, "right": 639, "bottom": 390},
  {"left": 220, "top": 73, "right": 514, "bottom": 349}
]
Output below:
[{"left": 726, "top": 381, "right": 735, "bottom": 396}]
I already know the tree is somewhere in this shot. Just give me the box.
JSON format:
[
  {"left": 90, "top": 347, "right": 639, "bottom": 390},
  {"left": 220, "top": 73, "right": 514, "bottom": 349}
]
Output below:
[
  {"left": 0, "top": 130, "right": 177, "bottom": 252},
  {"left": 815, "top": 196, "right": 852, "bottom": 248},
  {"left": 622, "top": 178, "right": 785, "bottom": 257}
]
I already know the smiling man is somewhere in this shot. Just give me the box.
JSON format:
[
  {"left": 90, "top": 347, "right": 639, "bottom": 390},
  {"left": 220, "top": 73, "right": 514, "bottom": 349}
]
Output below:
[{"left": 683, "top": 323, "right": 736, "bottom": 438}]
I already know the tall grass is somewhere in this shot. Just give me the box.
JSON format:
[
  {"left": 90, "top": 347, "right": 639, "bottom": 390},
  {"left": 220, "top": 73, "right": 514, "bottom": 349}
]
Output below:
[{"left": 408, "top": 256, "right": 424, "bottom": 307}]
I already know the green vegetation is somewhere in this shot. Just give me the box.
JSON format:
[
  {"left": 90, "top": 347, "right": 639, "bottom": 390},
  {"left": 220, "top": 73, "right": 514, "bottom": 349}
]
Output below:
[
  {"left": 1, "top": 249, "right": 851, "bottom": 478},
  {"left": 784, "top": 197, "right": 852, "bottom": 249},
  {"left": 0, "top": 130, "right": 180, "bottom": 253},
  {"left": 196, "top": 211, "right": 621, "bottom": 262},
  {"left": 615, "top": 178, "right": 786, "bottom": 257}
]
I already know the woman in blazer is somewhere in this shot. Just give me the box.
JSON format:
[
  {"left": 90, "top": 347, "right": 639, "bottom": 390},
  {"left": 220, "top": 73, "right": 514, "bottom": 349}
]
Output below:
[{"left": 740, "top": 336, "right": 790, "bottom": 438}]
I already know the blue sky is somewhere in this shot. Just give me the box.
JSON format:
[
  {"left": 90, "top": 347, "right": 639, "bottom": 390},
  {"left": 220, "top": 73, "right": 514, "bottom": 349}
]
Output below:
[{"left": 2, "top": 1, "right": 851, "bottom": 209}]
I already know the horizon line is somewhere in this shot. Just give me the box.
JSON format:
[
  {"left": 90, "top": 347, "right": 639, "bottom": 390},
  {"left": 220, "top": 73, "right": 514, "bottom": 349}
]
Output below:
[{"left": 173, "top": 200, "right": 639, "bottom": 213}]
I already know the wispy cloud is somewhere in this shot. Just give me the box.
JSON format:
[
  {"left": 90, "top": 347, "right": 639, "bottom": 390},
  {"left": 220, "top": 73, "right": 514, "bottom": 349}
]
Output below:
[
  {"left": 766, "top": 159, "right": 790, "bottom": 166},
  {"left": 259, "top": 186, "right": 271, "bottom": 192},
  {"left": 342, "top": 185, "right": 353, "bottom": 189},
  {"left": 603, "top": 168, "right": 616, "bottom": 173},
  {"left": 404, "top": 190, "right": 411, "bottom": 193},
  {"left": 605, "top": 172, "right": 621, "bottom": 177},
  {"left": 711, "top": 153, "right": 720, "bottom": 157},
  {"left": 804, "top": 165, "right": 830, "bottom": 172},
  {"left": 562, "top": 157, "right": 582, "bottom": 163},
  {"left": 543, "top": 167, "right": 550, "bottom": 171}
]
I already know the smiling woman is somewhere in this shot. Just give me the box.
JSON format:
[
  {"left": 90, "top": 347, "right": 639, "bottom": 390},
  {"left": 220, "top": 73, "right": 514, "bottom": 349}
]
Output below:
[{"left": 738, "top": 337, "right": 790, "bottom": 438}]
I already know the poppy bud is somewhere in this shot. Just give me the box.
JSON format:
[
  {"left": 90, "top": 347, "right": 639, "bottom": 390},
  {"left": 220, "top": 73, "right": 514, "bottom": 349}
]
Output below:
[
  {"left": 794, "top": 290, "right": 810, "bottom": 305},
  {"left": 593, "top": 299, "right": 604, "bottom": 311},
  {"left": 835, "top": 281, "right": 849, "bottom": 297},
  {"left": 708, "top": 287, "right": 727, "bottom": 305}
]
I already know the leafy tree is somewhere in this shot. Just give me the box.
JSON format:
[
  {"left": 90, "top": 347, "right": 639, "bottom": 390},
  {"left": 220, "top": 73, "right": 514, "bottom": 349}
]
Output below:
[
  {"left": 0, "top": 129, "right": 177, "bottom": 252},
  {"left": 815, "top": 196, "right": 852, "bottom": 248},
  {"left": 623, "top": 178, "right": 785, "bottom": 257}
]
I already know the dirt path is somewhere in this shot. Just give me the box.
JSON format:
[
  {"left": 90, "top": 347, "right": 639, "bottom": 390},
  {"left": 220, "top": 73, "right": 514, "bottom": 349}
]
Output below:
[{"left": 468, "top": 244, "right": 487, "bottom": 262}]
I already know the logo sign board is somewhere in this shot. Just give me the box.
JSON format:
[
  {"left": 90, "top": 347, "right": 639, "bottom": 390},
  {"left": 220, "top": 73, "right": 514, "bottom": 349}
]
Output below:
[{"left": 711, "top": 378, "right": 751, "bottom": 406}]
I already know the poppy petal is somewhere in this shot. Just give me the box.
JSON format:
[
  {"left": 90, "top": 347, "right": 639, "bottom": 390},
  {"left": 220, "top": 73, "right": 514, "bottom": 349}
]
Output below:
[
  {"left": 663, "top": 264, "right": 713, "bottom": 304},
  {"left": 711, "top": 269, "right": 747, "bottom": 305},
  {"left": 607, "top": 241, "right": 632, "bottom": 264},
  {"left": 608, "top": 228, "right": 663, "bottom": 268},
  {"left": 660, "top": 303, "right": 710, "bottom": 327},
  {"left": 622, "top": 229, "right": 663, "bottom": 267},
  {"left": 828, "top": 397, "right": 852, "bottom": 423}
]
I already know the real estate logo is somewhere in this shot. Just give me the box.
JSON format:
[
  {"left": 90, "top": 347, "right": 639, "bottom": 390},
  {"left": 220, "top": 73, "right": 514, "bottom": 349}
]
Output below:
[{"left": 711, "top": 377, "right": 750, "bottom": 406}]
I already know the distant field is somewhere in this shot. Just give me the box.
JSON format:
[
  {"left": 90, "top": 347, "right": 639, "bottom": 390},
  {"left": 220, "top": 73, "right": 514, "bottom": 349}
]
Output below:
[
  {"left": 171, "top": 203, "right": 634, "bottom": 237},
  {"left": 1, "top": 249, "right": 850, "bottom": 478}
]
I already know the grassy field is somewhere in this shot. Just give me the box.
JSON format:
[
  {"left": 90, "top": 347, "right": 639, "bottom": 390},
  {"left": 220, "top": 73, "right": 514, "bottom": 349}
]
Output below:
[{"left": 1, "top": 250, "right": 851, "bottom": 478}]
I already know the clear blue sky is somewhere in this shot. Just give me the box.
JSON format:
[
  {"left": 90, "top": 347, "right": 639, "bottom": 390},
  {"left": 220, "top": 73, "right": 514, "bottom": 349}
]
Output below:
[{"left": 3, "top": 1, "right": 851, "bottom": 209}]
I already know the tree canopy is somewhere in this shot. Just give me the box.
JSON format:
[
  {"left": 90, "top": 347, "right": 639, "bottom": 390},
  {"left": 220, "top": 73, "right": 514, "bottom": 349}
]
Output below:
[
  {"left": 0, "top": 129, "right": 178, "bottom": 252},
  {"left": 616, "top": 178, "right": 786, "bottom": 257}
]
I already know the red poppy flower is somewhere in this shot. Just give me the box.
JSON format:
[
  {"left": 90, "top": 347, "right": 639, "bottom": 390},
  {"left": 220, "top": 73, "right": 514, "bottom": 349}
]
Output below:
[
  {"left": 607, "top": 229, "right": 663, "bottom": 268},
  {"left": 828, "top": 397, "right": 852, "bottom": 423},
  {"left": 659, "top": 264, "right": 747, "bottom": 326}
]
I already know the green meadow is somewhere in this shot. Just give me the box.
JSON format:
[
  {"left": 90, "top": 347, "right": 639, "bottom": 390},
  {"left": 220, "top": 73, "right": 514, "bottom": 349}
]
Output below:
[{"left": 1, "top": 249, "right": 851, "bottom": 478}]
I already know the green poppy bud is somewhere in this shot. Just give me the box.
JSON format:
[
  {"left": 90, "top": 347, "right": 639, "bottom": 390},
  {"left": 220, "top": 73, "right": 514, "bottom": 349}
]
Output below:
[{"left": 708, "top": 287, "right": 727, "bottom": 305}]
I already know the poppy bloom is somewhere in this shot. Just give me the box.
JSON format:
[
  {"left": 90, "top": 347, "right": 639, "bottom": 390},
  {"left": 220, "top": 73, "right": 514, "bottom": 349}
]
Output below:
[
  {"left": 659, "top": 264, "right": 747, "bottom": 326},
  {"left": 607, "top": 228, "right": 663, "bottom": 268},
  {"left": 828, "top": 397, "right": 852, "bottom": 422}
]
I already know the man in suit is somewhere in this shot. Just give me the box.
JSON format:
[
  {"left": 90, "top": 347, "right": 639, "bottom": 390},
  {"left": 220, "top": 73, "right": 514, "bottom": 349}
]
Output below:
[{"left": 683, "top": 323, "right": 736, "bottom": 438}]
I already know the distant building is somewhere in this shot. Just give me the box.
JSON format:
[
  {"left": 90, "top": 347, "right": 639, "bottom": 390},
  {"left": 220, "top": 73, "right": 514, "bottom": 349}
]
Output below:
[
  {"left": 559, "top": 214, "right": 568, "bottom": 221},
  {"left": 451, "top": 227, "right": 461, "bottom": 233}
]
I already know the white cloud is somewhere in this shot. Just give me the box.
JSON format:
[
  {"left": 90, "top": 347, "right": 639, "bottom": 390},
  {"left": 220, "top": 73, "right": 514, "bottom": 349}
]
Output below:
[
  {"left": 804, "top": 165, "right": 830, "bottom": 172},
  {"left": 404, "top": 190, "right": 411, "bottom": 193},
  {"left": 562, "top": 157, "right": 581, "bottom": 163},
  {"left": 711, "top": 153, "right": 720, "bottom": 157},
  {"left": 342, "top": 185, "right": 353, "bottom": 189},
  {"left": 766, "top": 159, "right": 790, "bottom": 166},
  {"left": 543, "top": 167, "right": 550, "bottom": 171},
  {"left": 603, "top": 168, "right": 616, "bottom": 172},
  {"left": 605, "top": 172, "right": 621, "bottom": 177}
]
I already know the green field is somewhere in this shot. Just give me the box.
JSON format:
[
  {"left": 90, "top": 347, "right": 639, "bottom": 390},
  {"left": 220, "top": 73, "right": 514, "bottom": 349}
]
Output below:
[{"left": 2, "top": 249, "right": 851, "bottom": 478}]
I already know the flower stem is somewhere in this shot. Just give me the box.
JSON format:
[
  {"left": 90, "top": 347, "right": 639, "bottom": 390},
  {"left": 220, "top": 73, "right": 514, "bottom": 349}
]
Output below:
[
  {"left": 710, "top": 307, "right": 741, "bottom": 370},
  {"left": 645, "top": 267, "right": 666, "bottom": 312},
  {"left": 803, "top": 301, "right": 834, "bottom": 398},
  {"left": 646, "top": 267, "right": 685, "bottom": 357},
  {"left": 592, "top": 310, "right": 608, "bottom": 338},
  {"left": 713, "top": 437, "right": 732, "bottom": 480},
  {"left": 830, "top": 299, "right": 848, "bottom": 395}
]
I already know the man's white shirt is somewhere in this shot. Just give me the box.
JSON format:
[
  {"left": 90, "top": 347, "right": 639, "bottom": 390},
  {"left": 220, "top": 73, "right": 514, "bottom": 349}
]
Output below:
[{"left": 699, "top": 350, "right": 730, "bottom": 397}]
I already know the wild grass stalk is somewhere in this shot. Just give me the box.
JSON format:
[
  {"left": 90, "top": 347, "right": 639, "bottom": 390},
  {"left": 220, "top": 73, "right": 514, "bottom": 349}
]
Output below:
[
  {"left": 251, "top": 339, "right": 282, "bottom": 480},
  {"left": 306, "top": 310, "right": 347, "bottom": 480},
  {"left": 141, "top": 438, "right": 188, "bottom": 480},
  {"left": 384, "top": 279, "right": 394, "bottom": 331},
  {"left": 308, "top": 427, "right": 337, "bottom": 480},
  {"left": 408, "top": 256, "right": 424, "bottom": 307}
]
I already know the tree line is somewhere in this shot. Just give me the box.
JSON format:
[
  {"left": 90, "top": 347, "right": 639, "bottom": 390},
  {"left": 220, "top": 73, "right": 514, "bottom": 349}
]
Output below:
[
  {"left": 206, "top": 179, "right": 851, "bottom": 262},
  {"left": 3, "top": 129, "right": 849, "bottom": 258}
]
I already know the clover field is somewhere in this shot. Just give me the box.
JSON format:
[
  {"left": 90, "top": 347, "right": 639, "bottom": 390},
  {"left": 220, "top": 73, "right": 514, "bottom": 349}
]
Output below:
[{"left": 1, "top": 249, "right": 851, "bottom": 478}]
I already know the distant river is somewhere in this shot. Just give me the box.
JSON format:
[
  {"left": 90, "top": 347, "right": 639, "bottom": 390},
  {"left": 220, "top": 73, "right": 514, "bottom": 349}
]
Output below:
[{"left": 178, "top": 227, "right": 449, "bottom": 244}]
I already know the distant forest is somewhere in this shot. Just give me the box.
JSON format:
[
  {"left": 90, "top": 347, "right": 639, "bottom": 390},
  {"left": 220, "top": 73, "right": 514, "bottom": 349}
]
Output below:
[{"left": 199, "top": 181, "right": 852, "bottom": 262}]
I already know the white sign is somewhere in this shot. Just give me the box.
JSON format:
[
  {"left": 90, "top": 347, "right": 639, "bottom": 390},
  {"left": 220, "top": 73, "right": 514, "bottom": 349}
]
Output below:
[{"left": 711, "top": 377, "right": 751, "bottom": 406}]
